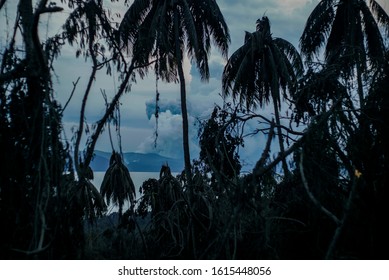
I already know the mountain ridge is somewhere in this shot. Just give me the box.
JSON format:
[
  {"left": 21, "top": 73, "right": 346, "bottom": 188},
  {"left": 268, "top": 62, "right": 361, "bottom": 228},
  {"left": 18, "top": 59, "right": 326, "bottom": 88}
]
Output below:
[{"left": 90, "top": 150, "right": 184, "bottom": 173}]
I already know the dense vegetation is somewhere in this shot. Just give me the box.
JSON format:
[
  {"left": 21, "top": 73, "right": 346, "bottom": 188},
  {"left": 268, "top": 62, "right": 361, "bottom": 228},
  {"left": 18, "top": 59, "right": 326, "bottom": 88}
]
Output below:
[{"left": 0, "top": 0, "right": 388, "bottom": 259}]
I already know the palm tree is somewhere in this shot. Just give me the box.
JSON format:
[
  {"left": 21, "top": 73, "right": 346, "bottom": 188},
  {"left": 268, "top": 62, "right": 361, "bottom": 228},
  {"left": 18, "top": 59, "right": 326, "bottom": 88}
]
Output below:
[
  {"left": 118, "top": 0, "right": 230, "bottom": 184},
  {"left": 222, "top": 16, "right": 303, "bottom": 176},
  {"left": 100, "top": 151, "right": 136, "bottom": 220},
  {"left": 300, "top": 0, "right": 389, "bottom": 105},
  {"left": 67, "top": 172, "right": 107, "bottom": 224}
]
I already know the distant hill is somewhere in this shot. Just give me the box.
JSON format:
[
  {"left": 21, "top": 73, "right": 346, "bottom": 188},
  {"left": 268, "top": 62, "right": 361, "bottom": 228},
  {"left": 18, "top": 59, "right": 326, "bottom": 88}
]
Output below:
[{"left": 90, "top": 150, "right": 183, "bottom": 173}]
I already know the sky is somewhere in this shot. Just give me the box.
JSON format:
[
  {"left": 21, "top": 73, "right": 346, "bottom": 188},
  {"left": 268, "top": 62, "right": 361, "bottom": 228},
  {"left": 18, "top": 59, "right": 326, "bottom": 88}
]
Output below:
[{"left": 1, "top": 0, "right": 389, "bottom": 172}]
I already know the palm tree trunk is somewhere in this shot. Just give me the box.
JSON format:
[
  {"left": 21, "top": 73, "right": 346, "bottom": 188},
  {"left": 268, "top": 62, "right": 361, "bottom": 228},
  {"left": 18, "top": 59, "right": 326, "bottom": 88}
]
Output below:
[
  {"left": 173, "top": 7, "right": 196, "bottom": 258},
  {"left": 173, "top": 6, "right": 192, "bottom": 186},
  {"left": 178, "top": 66, "right": 192, "bottom": 183}
]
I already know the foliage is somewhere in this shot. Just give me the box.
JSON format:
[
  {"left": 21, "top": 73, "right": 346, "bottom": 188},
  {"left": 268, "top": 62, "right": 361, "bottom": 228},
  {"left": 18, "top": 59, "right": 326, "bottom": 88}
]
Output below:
[
  {"left": 300, "top": 0, "right": 389, "bottom": 76},
  {"left": 118, "top": 0, "right": 231, "bottom": 183},
  {"left": 100, "top": 151, "right": 136, "bottom": 219},
  {"left": 1, "top": 0, "right": 388, "bottom": 260},
  {"left": 222, "top": 16, "right": 303, "bottom": 177},
  {"left": 198, "top": 105, "right": 242, "bottom": 189}
]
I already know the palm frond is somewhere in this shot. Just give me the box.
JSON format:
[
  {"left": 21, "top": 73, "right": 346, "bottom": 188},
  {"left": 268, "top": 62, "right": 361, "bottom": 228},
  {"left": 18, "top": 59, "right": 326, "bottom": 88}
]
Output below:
[
  {"left": 180, "top": 1, "right": 200, "bottom": 58},
  {"left": 131, "top": 5, "right": 161, "bottom": 66},
  {"left": 222, "top": 41, "right": 250, "bottom": 94},
  {"left": 222, "top": 38, "right": 258, "bottom": 109},
  {"left": 301, "top": 0, "right": 388, "bottom": 74},
  {"left": 223, "top": 17, "right": 302, "bottom": 110},
  {"left": 324, "top": 0, "right": 349, "bottom": 63},
  {"left": 271, "top": 45, "right": 292, "bottom": 95},
  {"left": 100, "top": 152, "right": 136, "bottom": 215},
  {"left": 63, "top": 1, "right": 113, "bottom": 49},
  {"left": 369, "top": 0, "right": 389, "bottom": 36},
  {"left": 153, "top": 1, "right": 171, "bottom": 55},
  {"left": 274, "top": 37, "right": 304, "bottom": 78},
  {"left": 264, "top": 45, "right": 281, "bottom": 108},
  {"left": 360, "top": 1, "right": 386, "bottom": 67},
  {"left": 192, "top": 0, "right": 230, "bottom": 58},
  {"left": 69, "top": 179, "right": 106, "bottom": 223},
  {"left": 158, "top": 52, "right": 179, "bottom": 83},
  {"left": 119, "top": 0, "right": 152, "bottom": 46},
  {"left": 300, "top": 0, "right": 336, "bottom": 61},
  {"left": 119, "top": 0, "right": 230, "bottom": 85}
]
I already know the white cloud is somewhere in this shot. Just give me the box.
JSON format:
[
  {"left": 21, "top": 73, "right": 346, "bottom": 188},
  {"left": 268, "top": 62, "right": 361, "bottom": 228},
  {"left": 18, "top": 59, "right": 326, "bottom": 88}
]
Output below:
[
  {"left": 136, "top": 110, "right": 200, "bottom": 160},
  {"left": 145, "top": 97, "right": 182, "bottom": 119}
]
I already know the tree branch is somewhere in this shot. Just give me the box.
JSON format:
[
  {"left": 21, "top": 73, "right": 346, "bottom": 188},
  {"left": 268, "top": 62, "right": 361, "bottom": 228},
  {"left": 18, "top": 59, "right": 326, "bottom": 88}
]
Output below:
[
  {"left": 0, "top": 0, "right": 6, "bottom": 10},
  {"left": 39, "top": 6, "right": 63, "bottom": 14},
  {"left": 251, "top": 120, "right": 275, "bottom": 184},
  {"left": 252, "top": 98, "right": 343, "bottom": 179},
  {"left": 61, "top": 76, "right": 80, "bottom": 113},
  {"left": 299, "top": 150, "right": 341, "bottom": 225},
  {"left": 83, "top": 61, "right": 135, "bottom": 169}
]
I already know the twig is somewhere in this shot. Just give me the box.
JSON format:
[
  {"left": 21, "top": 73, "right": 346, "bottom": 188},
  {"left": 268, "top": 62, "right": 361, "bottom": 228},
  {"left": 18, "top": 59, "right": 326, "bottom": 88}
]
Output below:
[
  {"left": 61, "top": 76, "right": 80, "bottom": 113},
  {"left": 101, "top": 89, "right": 115, "bottom": 151}
]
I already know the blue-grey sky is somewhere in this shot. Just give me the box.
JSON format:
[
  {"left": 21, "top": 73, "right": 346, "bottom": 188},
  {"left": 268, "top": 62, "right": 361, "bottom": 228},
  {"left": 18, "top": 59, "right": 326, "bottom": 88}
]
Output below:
[{"left": 1, "top": 0, "right": 388, "bottom": 171}]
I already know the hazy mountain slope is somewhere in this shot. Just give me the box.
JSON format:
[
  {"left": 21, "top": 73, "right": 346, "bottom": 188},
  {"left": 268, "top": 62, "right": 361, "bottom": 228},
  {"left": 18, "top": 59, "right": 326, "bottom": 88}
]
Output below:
[{"left": 91, "top": 150, "right": 183, "bottom": 172}]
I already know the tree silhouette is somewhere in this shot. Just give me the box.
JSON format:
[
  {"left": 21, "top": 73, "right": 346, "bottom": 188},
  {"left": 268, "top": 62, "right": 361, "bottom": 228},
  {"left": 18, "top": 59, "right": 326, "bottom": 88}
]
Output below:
[
  {"left": 100, "top": 151, "right": 136, "bottom": 220},
  {"left": 223, "top": 16, "right": 303, "bottom": 177},
  {"left": 1, "top": 0, "right": 389, "bottom": 260},
  {"left": 300, "top": 0, "right": 389, "bottom": 104},
  {"left": 0, "top": 0, "right": 74, "bottom": 258},
  {"left": 296, "top": 0, "right": 389, "bottom": 258},
  {"left": 118, "top": 0, "right": 230, "bottom": 184}
]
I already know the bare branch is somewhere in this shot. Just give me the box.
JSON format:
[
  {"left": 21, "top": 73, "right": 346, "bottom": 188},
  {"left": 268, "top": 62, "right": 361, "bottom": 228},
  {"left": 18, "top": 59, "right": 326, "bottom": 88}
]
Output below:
[
  {"left": 325, "top": 168, "right": 358, "bottom": 259},
  {"left": 61, "top": 76, "right": 80, "bottom": 113},
  {"left": 39, "top": 6, "right": 63, "bottom": 14},
  {"left": 257, "top": 120, "right": 275, "bottom": 167},
  {"left": 252, "top": 98, "right": 343, "bottom": 179},
  {"left": 83, "top": 61, "right": 136, "bottom": 169},
  {"left": 299, "top": 150, "right": 341, "bottom": 225},
  {"left": 74, "top": 65, "right": 98, "bottom": 178},
  {"left": 236, "top": 112, "right": 305, "bottom": 137}
]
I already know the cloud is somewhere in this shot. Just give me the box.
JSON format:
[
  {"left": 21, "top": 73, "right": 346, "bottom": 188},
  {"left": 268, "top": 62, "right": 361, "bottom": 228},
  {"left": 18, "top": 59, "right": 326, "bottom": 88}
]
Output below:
[
  {"left": 145, "top": 97, "right": 182, "bottom": 119},
  {"left": 136, "top": 111, "right": 200, "bottom": 160},
  {"left": 218, "top": 0, "right": 318, "bottom": 51}
]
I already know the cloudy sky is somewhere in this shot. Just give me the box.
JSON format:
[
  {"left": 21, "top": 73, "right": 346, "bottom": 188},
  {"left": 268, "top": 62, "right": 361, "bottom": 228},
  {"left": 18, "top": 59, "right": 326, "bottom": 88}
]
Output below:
[{"left": 1, "top": 0, "right": 388, "bottom": 171}]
